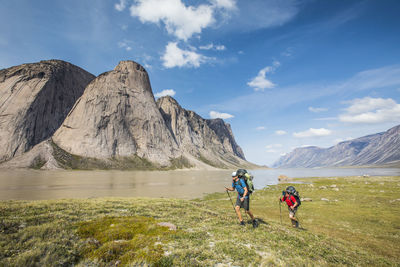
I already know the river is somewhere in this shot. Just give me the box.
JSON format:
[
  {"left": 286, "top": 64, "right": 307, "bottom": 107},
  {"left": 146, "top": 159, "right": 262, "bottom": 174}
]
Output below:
[{"left": 0, "top": 168, "right": 399, "bottom": 200}]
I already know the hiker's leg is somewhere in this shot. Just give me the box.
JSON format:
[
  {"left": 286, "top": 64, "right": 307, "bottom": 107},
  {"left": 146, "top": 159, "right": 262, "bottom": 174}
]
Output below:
[
  {"left": 243, "top": 198, "right": 255, "bottom": 220},
  {"left": 235, "top": 205, "right": 243, "bottom": 222},
  {"left": 289, "top": 213, "right": 298, "bottom": 221},
  {"left": 289, "top": 212, "right": 298, "bottom": 227},
  {"left": 246, "top": 210, "right": 255, "bottom": 220}
]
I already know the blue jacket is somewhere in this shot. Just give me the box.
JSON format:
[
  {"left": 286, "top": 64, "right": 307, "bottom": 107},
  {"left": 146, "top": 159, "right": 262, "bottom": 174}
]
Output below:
[{"left": 232, "top": 178, "right": 249, "bottom": 199}]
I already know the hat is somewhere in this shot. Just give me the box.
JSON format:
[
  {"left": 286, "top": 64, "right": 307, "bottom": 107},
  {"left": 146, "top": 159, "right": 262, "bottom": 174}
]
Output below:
[{"left": 231, "top": 171, "right": 237, "bottom": 177}]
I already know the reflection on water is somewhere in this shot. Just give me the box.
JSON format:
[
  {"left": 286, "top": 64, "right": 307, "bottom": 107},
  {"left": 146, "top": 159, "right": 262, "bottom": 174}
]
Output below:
[{"left": 0, "top": 168, "right": 399, "bottom": 200}]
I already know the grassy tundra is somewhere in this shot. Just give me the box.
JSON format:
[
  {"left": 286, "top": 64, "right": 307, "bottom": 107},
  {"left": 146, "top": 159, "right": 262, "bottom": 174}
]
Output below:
[{"left": 1, "top": 176, "right": 399, "bottom": 266}]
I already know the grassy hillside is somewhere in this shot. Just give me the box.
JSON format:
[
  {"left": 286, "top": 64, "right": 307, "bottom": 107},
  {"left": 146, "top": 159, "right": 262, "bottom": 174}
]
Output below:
[{"left": 1, "top": 176, "right": 399, "bottom": 266}]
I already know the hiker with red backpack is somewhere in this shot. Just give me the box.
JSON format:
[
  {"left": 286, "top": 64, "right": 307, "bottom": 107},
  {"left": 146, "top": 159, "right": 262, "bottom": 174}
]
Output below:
[
  {"left": 280, "top": 186, "right": 301, "bottom": 228},
  {"left": 225, "top": 169, "right": 258, "bottom": 228}
]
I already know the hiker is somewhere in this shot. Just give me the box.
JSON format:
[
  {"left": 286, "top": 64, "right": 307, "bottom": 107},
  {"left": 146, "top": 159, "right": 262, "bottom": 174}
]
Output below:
[
  {"left": 225, "top": 171, "right": 258, "bottom": 228},
  {"left": 280, "top": 187, "right": 300, "bottom": 228}
]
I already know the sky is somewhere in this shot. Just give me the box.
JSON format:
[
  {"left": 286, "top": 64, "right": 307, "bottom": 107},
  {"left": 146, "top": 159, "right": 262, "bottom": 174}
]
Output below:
[{"left": 1, "top": 0, "right": 400, "bottom": 166}]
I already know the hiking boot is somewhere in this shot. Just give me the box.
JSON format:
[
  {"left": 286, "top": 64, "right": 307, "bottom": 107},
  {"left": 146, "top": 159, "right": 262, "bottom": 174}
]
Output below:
[
  {"left": 295, "top": 221, "right": 299, "bottom": 228},
  {"left": 240, "top": 221, "right": 245, "bottom": 226},
  {"left": 252, "top": 220, "right": 258, "bottom": 228}
]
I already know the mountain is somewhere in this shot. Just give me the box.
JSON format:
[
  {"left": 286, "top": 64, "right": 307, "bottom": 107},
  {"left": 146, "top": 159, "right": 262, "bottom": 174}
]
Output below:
[
  {"left": 52, "top": 61, "right": 180, "bottom": 167},
  {"left": 157, "top": 96, "right": 247, "bottom": 168},
  {"left": 0, "top": 60, "right": 95, "bottom": 162},
  {"left": 0, "top": 60, "right": 255, "bottom": 170},
  {"left": 273, "top": 124, "right": 400, "bottom": 168}
]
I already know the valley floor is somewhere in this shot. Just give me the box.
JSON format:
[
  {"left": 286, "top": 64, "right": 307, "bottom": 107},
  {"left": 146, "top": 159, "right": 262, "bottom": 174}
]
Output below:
[{"left": 1, "top": 176, "right": 399, "bottom": 266}]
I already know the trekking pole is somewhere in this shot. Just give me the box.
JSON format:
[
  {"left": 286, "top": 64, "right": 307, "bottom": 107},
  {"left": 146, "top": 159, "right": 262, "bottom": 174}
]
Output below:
[
  {"left": 296, "top": 212, "right": 302, "bottom": 228},
  {"left": 226, "top": 190, "right": 236, "bottom": 213},
  {"left": 279, "top": 201, "right": 282, "bottom": 225}
]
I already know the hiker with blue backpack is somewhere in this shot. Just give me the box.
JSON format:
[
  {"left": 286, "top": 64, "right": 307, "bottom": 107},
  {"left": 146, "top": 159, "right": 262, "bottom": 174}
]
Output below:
[
  {"left": 225, "top": 169, "right": 258, "bottom": 228},
  {"left": 280, "top": 186, "right": 301, "bottom": 228}
]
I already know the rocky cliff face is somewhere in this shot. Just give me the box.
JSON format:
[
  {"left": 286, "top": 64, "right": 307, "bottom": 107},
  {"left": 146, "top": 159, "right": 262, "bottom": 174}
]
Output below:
[
  {"left": 52, "top": 61, "right": 180, "bottom": 167},
  {"left": 273, "top": 124, "right": 400, "bottom": 168},
  {"left": 0, "top": 60, "right": 95, "bottom": 162},
  {"left": 1, "top": 60, "right": 254, "bottom": 170},
  {"left": 157, "top": 96, "right": 246, "bottom": 167}
]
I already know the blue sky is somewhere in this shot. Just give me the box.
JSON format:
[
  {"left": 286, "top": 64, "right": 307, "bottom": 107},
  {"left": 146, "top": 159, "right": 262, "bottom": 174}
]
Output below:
[{"left": 1, "top": 0, "right": 400, "bottom": 166}]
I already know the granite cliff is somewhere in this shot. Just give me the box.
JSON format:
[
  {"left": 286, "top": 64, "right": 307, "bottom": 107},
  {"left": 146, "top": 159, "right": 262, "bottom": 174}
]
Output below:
[
  {"left": 0, "top": 60, "right": 95, "bottom": 162},
  {"left": 0, "top": 60, "right": 255, "bottom": 170},
  {"left": 157, "top": 96, "right": 247, "bottom": 168}
]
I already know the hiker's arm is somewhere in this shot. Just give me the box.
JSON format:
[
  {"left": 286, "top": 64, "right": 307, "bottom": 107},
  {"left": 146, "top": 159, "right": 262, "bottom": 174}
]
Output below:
[
  {"left": 240, "top": 187, "right": 248, "bottom": 201},
  {"left": 290, "top": 196, "right": 298, "bottom": 209},
  {"left": 225, "top": 186, "right": 234, "bottom": 191}
]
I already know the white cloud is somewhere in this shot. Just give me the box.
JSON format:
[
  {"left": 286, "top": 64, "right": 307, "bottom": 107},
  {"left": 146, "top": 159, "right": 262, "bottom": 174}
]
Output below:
[
  {"left": 293, "top": 128, "right": 332, "bottom": 138},
  {"left": 339, "top": 65, "right": 400, "bottom": 91},
  {"left": 210, "top": 0, "right": 237, "bottom": 10},
  {"left": 209, "top": 111, "right": 234, "bottom": 119},
  {"left": 275, "top": 130, "right": 287, "bottom": 135},
  {"left": 247, "top": 61, "right": 280, "bottom": 91},
  {"left": 256, "top": 126, "right": 265, "bottom": 130},
  {"left": 115, "top": 0, "right": 127, "bottom": 11},
  {"left": 154, "top": 89, "right": 176, "bottom": 98},
  {"left": 281, "top": 47, "right": 293, "bottom": 57},
  {"left": 308, "top": 106, "right": 328, "bottom": 113},
  {"left": 314, "top": 117, "right": 337, "bottom": 121},
  {"left": 118, "top": 40, "right": 132, "bottom": 51},
  {"left": 231, "top": 0, "right": 299, "bottom": 31},
  {"left": 339, "top": 97, "right": 400, "bottom": 124},
  {"left": 199, "top": 43, "right": 226, "bottom": 51},
  {"left": 130, "top": 0, "right": 236, "bottom": 41},
  {"left": 266, "top": 144, "right": 282, "bottom": 149},
  {"left": 266, "top": 144, "right": 282, "bottom": 153},
  {"left": 162, "top": 42, "right": 212, "bottom": 68}
]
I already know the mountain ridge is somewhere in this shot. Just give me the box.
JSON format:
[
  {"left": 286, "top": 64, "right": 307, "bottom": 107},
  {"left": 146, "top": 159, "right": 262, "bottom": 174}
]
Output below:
[
  {"left": 0, "top": 60, "right": 258, "bottom": 170},
  {"left": 273, "top": 124, "right": 400, "bottom": 168}
]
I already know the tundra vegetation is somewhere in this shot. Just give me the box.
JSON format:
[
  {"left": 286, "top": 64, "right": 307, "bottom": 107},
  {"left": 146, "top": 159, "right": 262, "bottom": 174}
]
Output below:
[{"left": 1, "top": 176, "right": 399, "bottom": 266}]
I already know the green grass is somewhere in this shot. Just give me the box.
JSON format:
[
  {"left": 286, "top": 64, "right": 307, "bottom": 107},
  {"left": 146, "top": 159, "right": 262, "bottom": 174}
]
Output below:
[
  {"left": 51, "top": 140, "right": 193, "bottom": 170},
  {"left": 1, "top": 176, "right": 399, "bottom": 266}
]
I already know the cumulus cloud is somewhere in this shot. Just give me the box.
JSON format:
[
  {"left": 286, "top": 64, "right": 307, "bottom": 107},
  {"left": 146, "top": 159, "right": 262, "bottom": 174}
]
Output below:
[
  {"left": 154, "top": 89, "right": 176, "bottom": 98},
  {"left": 162, "top": 42, "right": 212, "bottom": 68},
  {"left": 199, "top": 43, "right": 226, "bottom": 51},
  {"left": 209, "top": 111, "right": 234, "bottom": 119},
  {"left": 308, "top": 106, "right": 328, "bottom": 113},
  {"left": 129, "top": 0, "right": 236, "bottom": 41},
  {"left": 339, "top": 97, "right": 400, "bottom": 124},
  {"left": 115, "top": 0, "right": 127, "bottom": 11},
  {"left": 247, "top": 61, "right": 280, "bottom": 91},
  {"left": 275, "top": 130, "right": 287, "bottom": 135},
  {"left": 293, "top": 128, "right": 332, "bottom": 138}
]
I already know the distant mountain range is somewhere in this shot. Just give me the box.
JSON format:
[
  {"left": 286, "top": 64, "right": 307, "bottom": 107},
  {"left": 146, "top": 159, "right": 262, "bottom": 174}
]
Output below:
[
  {"left": 0, "top": 60, "right": 257, "bottom": 170},
  {"left": 273, "top": 124, "right": 400, "bottom": 168}
]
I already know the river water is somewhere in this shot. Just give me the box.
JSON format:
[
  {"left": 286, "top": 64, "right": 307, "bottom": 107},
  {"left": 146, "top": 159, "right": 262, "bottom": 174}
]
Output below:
[{"left": 0, "top": 168, "right": 399, "bottom": 200}]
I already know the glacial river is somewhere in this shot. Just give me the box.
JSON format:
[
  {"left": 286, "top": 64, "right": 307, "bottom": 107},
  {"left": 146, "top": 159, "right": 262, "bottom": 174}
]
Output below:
[{"left": 0, "top": 168, "right": 399, "bottom": 200}]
